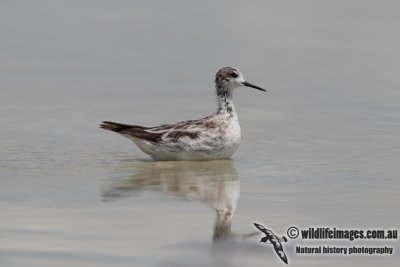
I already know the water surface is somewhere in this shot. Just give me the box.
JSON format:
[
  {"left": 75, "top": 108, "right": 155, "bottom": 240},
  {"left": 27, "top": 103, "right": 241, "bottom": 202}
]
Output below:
[{"left": 1, "top": 1, "right": 399, "bottom": 266}]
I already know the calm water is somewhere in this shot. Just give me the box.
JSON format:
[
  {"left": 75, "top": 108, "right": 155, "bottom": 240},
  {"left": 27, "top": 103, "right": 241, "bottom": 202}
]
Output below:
[{"left": 1, "top": 1, "right": 399, "bottom": 266}]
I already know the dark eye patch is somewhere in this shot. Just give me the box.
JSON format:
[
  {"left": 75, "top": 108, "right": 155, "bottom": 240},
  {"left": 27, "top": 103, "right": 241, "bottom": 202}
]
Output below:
[{"left": 231, "top": 72, "right": 238, "bottom": 78}]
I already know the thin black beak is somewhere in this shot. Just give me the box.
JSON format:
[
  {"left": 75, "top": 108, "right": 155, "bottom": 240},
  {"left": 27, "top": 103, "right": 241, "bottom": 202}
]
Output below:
[{"left": 242, "top": 81, "right": 266, "bottom": 92}]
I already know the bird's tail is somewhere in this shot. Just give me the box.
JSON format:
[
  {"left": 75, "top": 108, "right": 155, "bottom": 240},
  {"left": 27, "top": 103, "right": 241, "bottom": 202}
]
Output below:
[{"left": 100, "top": 121, "right": 140, "bottom": 133}]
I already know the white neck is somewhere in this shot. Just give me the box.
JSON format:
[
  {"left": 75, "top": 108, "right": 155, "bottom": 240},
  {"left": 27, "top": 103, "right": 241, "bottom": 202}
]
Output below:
[{"left": 216, "top": 87, "right": 235, "bottom": 115}]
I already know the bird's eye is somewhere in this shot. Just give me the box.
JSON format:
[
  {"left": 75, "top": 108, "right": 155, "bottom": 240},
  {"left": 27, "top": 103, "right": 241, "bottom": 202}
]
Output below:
[{"left": 231, "top": 72, "right": 238, "bottom": 78}]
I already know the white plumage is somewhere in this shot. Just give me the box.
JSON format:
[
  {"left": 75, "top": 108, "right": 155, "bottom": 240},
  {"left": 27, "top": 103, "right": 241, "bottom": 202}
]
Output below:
[{"left": 101, "top": 67, "right": 265, "bottom": 161}]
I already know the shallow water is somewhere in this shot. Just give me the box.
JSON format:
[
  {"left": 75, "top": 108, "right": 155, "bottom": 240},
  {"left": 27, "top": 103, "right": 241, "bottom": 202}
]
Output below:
[{"left": 1, "top": 1, "right": 399, "bottom": 266}]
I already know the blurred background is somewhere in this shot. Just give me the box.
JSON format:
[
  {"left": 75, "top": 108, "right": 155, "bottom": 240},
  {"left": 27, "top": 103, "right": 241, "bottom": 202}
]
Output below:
[{"left": 1, "top": 1, "right": 399, "bottom": 266}]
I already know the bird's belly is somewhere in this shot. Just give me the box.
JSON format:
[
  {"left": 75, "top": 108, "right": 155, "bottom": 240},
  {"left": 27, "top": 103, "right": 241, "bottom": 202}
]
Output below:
[
  {"left": 155, "top": 141, "right": 239, "bottom": 161},
  {"left": 129, "top": 117, "right": 241, "bottom": 161},
  {"left": 131, "top": 134, "right": 240, "bottom": 161}
]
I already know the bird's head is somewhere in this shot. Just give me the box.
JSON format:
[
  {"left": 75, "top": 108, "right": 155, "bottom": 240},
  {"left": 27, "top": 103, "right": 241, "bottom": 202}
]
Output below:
[{"left": 215, "top": 67, "right": 266, "bottom": 93}]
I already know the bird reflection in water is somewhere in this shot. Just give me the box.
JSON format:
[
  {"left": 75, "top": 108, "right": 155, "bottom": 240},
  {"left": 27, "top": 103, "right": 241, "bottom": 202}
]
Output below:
[{"left": 102, "top": 159, "right": 257, "bottom": 242}]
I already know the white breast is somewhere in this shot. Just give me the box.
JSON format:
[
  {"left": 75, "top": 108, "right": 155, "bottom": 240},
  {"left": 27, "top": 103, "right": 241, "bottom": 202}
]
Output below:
[
  {"left": 218, "top": 113, "right": 241, "bottom": 158},
  {"left": 127, "top": 113, "right": 241, "bottom": 161}
]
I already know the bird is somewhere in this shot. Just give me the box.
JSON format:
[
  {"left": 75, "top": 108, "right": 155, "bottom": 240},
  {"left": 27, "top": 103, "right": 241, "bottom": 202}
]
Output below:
[
  {"left": 100, "top": 67, "right": 266, "bottom": 161},
  {"left": 254, "top": 222, "right": 288, "bottom": 264}
]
